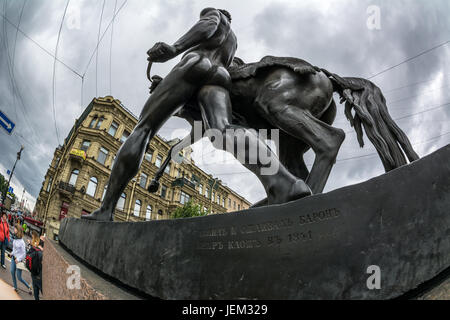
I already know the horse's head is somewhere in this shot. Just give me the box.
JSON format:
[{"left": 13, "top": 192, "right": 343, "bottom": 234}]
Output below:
[{"left": 230, "top": 57, "right": 245, "bottom": 68}]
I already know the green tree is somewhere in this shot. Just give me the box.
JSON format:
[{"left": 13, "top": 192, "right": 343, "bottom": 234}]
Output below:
[
  {"left": 170, "top": 201, "right": 208, "bottom": 219},
  {"left": 0, "top": 173, "right": 16, "bottom": 205},
  {"left": 0, "top": 173, "right": 7, "bottom": 197}
]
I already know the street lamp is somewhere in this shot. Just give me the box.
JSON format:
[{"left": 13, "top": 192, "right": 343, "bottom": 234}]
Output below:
[{"left": 1, "top": 145, "right": 24, "bottom": 211}]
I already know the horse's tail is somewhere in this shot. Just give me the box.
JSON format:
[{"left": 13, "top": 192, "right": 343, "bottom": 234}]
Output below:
[{"left": 320, "top": 68, "right": 419, "bottom": 172}]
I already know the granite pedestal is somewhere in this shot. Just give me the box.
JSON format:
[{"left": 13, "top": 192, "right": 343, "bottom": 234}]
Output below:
[{"left": 58, "top": 145, "right": 450, "bottom": 299}]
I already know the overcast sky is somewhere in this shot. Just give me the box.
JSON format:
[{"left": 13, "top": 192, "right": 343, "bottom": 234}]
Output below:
[{"left": 0, "top": 0, "right": 449, "bottom": 211}]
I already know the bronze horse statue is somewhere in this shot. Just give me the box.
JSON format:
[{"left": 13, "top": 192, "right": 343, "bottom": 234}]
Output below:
[{"left": 147, "top": 55, "right": 419, "bottom": 206}]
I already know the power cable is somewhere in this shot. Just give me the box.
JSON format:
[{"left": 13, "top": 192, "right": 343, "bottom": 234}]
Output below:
[
  {"left": 82, "top": 0, "right": 127, "bottom": 77},
  {"left": 0, "top": 11, "right": 82, "bottom": 78},
  {"left": 10, "top": 0, "right": 27, "bottom": 122},
  {"left": 367, "top": 40, "right": 450, "bottom": 79},
  {"left": 51, "top": 0, "right": 71, "bottom": 145},
  {"left": 95, "top": 0, "right": 106, "bottom": 97},
  {"left": 109, "top": 0, "right": 118, "bottom": 95}
]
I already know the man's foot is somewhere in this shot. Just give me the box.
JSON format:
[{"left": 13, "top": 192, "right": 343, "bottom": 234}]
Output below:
[
  {"left": 81, "top": 208, "right": 114, "bottom": 221},
  {"left": 147, "top": 179, "right": 160, "bottom": 193},
  {"left": 28, "top": 288, "right": 32, "bottom": 295},
  {"left": 1, "top": 264, "right": 6, "bottom": 269},
  {"left": 268, "top": 179, "right": 312, "bottom": 205}
]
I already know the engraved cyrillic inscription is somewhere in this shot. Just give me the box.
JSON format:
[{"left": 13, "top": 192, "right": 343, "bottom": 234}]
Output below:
[{"left": 298, "top": 208, "right": 340, "bottom": 225}]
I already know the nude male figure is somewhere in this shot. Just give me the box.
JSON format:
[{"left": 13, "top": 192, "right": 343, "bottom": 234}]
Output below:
[{"left": 83, "top": 8, "right": 311, "bottom": 221}]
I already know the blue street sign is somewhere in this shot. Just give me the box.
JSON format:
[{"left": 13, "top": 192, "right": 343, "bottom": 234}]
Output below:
[
  {"left": 7, "top": 170, "right": 11, "bottom": 176},
  {"left": 8, "top": 186, "right": 13, "bottom": 194},
  {"left": 0, "top": 109, "right": 15, "bottom": 135}
]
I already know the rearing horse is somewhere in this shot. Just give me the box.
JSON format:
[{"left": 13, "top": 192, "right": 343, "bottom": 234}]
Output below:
[{"left": 147, "top": 56, "right": 419, "bottom": 205}]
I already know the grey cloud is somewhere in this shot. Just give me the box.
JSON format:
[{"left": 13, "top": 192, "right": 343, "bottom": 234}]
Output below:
[{"left": 0, "top": 0, "right": 449, "bottom": 207}]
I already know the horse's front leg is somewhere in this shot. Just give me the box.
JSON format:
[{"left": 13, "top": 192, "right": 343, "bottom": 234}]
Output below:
[{"left": 268, "top": 105, "right": 345, "bottom": 194}]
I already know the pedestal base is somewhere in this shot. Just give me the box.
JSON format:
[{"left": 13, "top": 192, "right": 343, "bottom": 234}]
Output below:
[{"left": 59, "top": 145, "right": 450, "bottom": 299}]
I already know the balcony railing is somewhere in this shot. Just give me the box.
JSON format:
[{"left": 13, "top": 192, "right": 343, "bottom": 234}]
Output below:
[
  {"left": 171, "top": 177, "right": 196, "bottom": 189},
  {"left": 58, "top": 181, "right": 76, "bottom": 195}
]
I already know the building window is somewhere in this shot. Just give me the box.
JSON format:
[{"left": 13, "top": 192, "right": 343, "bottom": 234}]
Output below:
[
  {"left": 234, "top": 201, "right": 236, "bottom": 210},
  {"left": 108, "top": 121, "right": 119, "bottom": 137},
  {"left": 80, "top": 140, "right": 91, "bottom": 152},
  {"left": 180, "top": 192, "right": 190, "bottom": 205},
  {"left": 155, "top": 155, "right": 162, "bottom": 168},
  {"left": 146, "top": 205, "right": 152, "bottom": 221},
  {"left": 228, "top": 199, "right": 231, "bottom": 208},
  {"left": 101, "top": 185, "right": 107, "bottom": 201},
  {"left": 161, "top": 185, "right": 167, "bottom": 199},
  {"left": 139, "top": 173, "right": 148, "bottom": 189},
  {"left": 89, "top": 116, "right": 98, "bottom": 128},
  {"left": 206, "top": 188, "right": 210, "bottom": 198},
  {"left": 46, "top": 177, "right": 53, "bottom": 192},
  {"left": 164, "top": 162, "right": 171, "bottom": 175},
  {"left": 238, "top": 204, "right": 241, "bottom": 210},
  {"left": 222, "top": 198, "right": 226, "bottom": 207},
  {"left": 145, "top": 150, "right": 153, "bottom": 162},
  {"left": 68, "top": 169, "right": 79, "bottom": 186},
  {"left": 86, "top": 177, "right": 98, "bottom": 197},
  {"left": 117, "top": 193, "right": 126, "bottom": 211},
  {"left": 97, "top": 147, "right": 109, "bottom": 165},
  {"left": 134, "top": 199, "right": 142, "bottom": 217},
  {"left": 212, "top": 192, "right": 215, "bottom": 202},
  {"left": 120, "top": 130, "right": 130, "bottom": 143},
  {"left": 198, "top": 184, "right": 203, "bottom": 195},
  {"left": 95, "top": 117, "right": 104, "bottom": 130}
]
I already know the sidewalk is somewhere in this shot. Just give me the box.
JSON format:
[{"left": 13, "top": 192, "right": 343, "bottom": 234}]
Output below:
[
  {"left": 0, "top": 279, "right": 21, "bottom": 300},
  {"left": 0, "top": 252, "right": 37, "bottom": 300}
]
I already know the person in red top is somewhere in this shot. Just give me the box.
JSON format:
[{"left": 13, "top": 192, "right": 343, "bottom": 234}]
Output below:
[{"left": 0, "top": 212, "right": 10, "bottom": 269}]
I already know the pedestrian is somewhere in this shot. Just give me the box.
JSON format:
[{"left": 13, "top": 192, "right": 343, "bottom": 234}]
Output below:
[
  {"left": 10, "top": 223, "right": 32, "bottom": 294},
  {"left": 28, "top": 231, "right": 43, "bottom": 300},
  {"left": 0, "top": 212, "right": 10, "bottom": 269}
]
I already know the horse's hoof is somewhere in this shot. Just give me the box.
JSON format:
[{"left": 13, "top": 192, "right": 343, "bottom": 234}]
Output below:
[
  {"left": 147, "top": 180, "right": 160, "bottom": 193},
  {"left": 81, "top": 209, "right": 113, "bottom": 221}
]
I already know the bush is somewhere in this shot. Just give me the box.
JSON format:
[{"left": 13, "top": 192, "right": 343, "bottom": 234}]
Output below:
[{"left": 170, "top": 201, "right": 208, "bottom": 219}]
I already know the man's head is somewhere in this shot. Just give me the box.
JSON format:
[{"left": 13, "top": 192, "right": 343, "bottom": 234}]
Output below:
[
  {"left": 1, "top": 212, "right": 6, "bottom": 221},
  {"left": 219, "top": 9, "right": 232, "bottom": 23}
]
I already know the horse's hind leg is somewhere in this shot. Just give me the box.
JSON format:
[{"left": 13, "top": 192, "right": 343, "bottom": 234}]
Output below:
[{"left": 269, "top": 106, "right": 345, "bottom": 194}]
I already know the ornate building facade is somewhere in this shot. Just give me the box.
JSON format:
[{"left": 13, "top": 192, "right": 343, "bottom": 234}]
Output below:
[{"left": 34, "top": 96, "right": 251, "bottom": 240}]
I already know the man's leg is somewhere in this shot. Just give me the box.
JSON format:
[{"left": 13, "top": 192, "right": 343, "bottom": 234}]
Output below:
[
  {"left": 83, "top": 53, "right": 206, "bottom": 221},
  {"left": 198, "top": 85, "right": 311, "bottom": 205},
  {"left": 0, "top": 241, "right": 5, "bottom": 266}
]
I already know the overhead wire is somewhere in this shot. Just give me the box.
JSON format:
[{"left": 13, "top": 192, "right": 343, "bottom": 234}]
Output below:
[
  {"left": 367, "top": 40, "right": 450, "bottom": 80},
  {"left": 51, "top": 0, "right": 71, "bottom": 145},
  {"left": 0, "top": 11, "right": 82, "bottom": 78},
  {"left": 109, "top": 0, "right": 118, "bottom": 95},
  {"left": 95, "top": 0, "right": 106, "bottom": 97}
]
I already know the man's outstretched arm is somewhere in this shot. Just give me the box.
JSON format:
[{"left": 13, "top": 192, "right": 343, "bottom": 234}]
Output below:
[
  {"left": 147, "top": 8, "right": 221, "bottom": 63},
  {"left": 173, "top": 8, "right": 221, "bottom": 53}
]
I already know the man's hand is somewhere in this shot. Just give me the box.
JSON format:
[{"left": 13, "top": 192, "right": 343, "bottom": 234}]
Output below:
[{"left": 147, "top": 42, "right": 178, "bottom": 63}]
